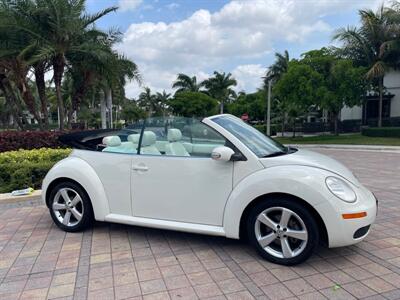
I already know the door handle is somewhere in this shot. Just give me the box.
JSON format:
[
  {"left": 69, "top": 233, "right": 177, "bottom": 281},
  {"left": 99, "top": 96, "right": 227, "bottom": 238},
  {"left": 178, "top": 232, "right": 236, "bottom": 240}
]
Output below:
[{"left": 132, "top": 164, "right": 149, "bottom": 171}]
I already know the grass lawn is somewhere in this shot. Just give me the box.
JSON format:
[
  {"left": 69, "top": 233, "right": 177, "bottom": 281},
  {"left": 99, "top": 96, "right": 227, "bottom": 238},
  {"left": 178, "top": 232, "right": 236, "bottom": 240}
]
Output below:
[{"left": 275, "top": 133, "right": 400, "bottom": 146}]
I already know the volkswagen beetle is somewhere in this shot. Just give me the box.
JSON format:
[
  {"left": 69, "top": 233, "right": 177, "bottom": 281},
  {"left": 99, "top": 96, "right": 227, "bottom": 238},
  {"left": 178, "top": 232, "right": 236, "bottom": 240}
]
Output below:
[{"left": 42, "top": 114, "right": 377, "bottom": 265}]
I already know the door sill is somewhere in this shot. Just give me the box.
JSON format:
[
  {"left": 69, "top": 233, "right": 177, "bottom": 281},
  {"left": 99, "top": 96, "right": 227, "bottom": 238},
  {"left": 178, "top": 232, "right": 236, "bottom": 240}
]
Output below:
[{"left": 104, "top": 214, "right": 226, "bottom": 237}]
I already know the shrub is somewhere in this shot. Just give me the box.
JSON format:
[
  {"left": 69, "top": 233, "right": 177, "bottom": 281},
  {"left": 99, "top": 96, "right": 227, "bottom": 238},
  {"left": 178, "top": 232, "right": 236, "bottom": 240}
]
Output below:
[
  {"left": 0, "top": 131, "right": 66, "bottom": 152},
  {"left": 0, "top": 148, "right": 71, "bottom": 193},
  {"left": 254, "top": 124, "right": 277, "bottom": 136},
  {"left": 361, "top": 127, "right": 400, "bottom": 138}
]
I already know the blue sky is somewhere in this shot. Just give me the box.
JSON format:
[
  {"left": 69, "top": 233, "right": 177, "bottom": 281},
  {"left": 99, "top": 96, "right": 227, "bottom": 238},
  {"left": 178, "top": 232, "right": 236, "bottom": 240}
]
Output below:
[{"left": 86, "top": 0, "right": 381, "bottom": 98}]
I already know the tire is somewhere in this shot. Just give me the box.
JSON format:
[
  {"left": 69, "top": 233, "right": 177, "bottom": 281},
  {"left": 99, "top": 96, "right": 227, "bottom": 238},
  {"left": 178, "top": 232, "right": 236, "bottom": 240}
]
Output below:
[
  {"left": 48, "top": 181, "right": 94, "bottom": 232},
  {"left": 247, "top": 197, "right": 319, "bottom": 265}
]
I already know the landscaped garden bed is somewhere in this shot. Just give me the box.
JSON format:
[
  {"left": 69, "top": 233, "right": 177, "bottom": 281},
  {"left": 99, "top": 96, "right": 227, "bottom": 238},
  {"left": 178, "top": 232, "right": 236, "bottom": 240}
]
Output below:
[
  {"left": 0, "top": 148, "right": 71, "bottom": 193},
  {"left": 275, "top": 133, "right": 400, "bottom": 146}
]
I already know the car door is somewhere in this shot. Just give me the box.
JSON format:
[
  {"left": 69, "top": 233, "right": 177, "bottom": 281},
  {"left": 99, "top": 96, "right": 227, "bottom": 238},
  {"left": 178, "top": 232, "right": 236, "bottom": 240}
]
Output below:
[
  {"left": 130, "top": 117, "right": 234, "bottom": 226},
  {"left": 74, "top": 126, "right": 142, "bottom": 217}
]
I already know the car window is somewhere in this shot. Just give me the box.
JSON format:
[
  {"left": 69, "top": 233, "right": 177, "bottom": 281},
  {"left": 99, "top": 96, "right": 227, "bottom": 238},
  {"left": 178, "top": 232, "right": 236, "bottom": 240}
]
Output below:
[
  {"left": 139, "top": 117, "right": 227, "bottom": 157},
  {"left": 212, "top": 115, "right": 286, "bottom": 157},
  {"left": 100, "top": 128, "right": 142, "bottom": 154}
]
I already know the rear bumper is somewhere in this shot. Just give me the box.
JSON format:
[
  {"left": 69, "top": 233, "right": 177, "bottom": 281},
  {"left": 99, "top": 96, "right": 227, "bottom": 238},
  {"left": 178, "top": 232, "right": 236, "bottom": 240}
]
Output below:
[{"left": 316, "top": 185, "right": 377, "bottom": 248}]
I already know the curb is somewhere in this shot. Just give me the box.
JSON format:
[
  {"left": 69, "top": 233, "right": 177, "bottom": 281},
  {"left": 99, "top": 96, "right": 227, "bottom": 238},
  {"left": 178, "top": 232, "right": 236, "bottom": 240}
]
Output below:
[
  {"left": 289, "top": 144, "right": 400, "bottom": 153},
  {"left": 0, "top": 190, "right": 42, "bottom": 204}
]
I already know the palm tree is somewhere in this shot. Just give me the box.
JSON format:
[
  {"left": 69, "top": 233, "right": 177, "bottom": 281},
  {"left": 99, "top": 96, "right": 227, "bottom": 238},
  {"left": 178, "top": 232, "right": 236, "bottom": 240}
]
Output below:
[
  {"left": 30, "top": 0, "right": 117, "bottom": 130},
  {"left": 155, "top": 90, "right": 171, "bottom": 116},
  {"left": 0, "top": 0, "right": 45, "bottom": 129},
  {"left": 334, "top": 5, "right": 399, "bottom": 127},
  {"left": 138, "top": 87, "right": 160, "bottom": 116},
  {"left": 67, "top": 30, "right": 140, "bottom": 128},
  {"left": 0, "top": 0, "right": 118, "bottom": 130},
  {"left": 172, "top": 74, "right": 202, "bottom": 93},
  {"left": 264, "top": 50, "right": 290, "bottom": 86},
  {"left": 201, "top": 71, "right": 237, "bottom": 114},
  {"left": 263, "top": 50, "right": 290, "bottom": 135}
]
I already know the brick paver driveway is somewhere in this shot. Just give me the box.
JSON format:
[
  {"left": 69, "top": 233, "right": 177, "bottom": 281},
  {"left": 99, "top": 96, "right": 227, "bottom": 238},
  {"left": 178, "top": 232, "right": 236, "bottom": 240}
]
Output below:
[{"left": 0, "top": 149, "right": 399, "bottom": 300}]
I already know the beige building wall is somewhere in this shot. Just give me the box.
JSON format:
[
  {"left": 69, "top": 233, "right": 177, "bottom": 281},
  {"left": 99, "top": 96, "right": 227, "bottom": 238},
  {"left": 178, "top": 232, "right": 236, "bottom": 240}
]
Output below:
[{"left": 341, "top": 70, "right": 400, "bottom": 121}]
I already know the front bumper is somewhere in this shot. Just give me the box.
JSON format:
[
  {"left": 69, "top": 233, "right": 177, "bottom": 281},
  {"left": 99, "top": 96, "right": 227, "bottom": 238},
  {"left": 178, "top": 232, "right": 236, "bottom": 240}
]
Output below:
[{"left": 315, "top": 185, "right": 377, "bottom": 248}]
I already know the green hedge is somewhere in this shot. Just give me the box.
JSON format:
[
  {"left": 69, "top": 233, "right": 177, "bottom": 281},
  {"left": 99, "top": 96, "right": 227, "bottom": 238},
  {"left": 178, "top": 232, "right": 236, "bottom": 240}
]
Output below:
[
  {"left": 254, "top": 124, "right": 277, "bottom": 136},
  {"left": 361, "top": 127, "right": 400, "bottom": 138},
  {"left": 0, "top": 148, "right": 71, "bottom": 193}
]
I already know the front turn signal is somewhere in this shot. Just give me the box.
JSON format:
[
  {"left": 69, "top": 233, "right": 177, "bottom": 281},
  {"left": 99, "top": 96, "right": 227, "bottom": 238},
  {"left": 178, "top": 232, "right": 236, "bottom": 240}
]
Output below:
[{"left": 342, "top": 212, "right": 367, "bottom": 219}]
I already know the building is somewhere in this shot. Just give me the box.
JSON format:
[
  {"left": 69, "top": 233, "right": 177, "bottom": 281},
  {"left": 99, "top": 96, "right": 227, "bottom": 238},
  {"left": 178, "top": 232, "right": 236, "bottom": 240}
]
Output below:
[{"left": 341, "top": 70, "right": 400, "bottom": 125}]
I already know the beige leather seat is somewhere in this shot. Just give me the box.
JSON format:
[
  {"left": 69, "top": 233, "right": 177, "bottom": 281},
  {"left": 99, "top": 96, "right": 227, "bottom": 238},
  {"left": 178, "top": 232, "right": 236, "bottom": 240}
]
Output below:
[
  {"left": 165, "top": 129, "right": 190, "bottom": 157},
  {"left": 128, "top": 133, "right": 140, "bottom": 150},
  {"left": 102, "top": 136, "right": 122, "bottom": 153},
  {"left": 140, "top": 131, "right": 161, "bottom": 155}
]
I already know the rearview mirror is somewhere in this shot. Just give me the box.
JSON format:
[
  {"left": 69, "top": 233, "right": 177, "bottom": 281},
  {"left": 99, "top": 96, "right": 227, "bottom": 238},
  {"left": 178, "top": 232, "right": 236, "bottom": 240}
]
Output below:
[{"left": 211, "top": 146, "right": 235, "bottom": 162}]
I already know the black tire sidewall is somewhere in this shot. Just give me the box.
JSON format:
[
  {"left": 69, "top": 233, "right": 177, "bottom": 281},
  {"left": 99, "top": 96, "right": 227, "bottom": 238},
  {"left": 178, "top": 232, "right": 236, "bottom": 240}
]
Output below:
[
  {"left": 247, "top": 198, "right": 319, "bottom": 265},
  {"left": 48, "top": 181, "right": 94, "bottom": 232}
]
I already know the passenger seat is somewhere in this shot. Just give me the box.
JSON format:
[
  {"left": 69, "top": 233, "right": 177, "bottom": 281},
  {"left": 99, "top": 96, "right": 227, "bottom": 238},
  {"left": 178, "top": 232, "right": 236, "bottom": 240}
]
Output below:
[
  {"left": 128, "top": 133, "right": 140, "bottom": 150},
  {"left": 140, "top": 131, "right": 162, "bottom": 155},
  {"left": 165, "top": 129, "right": 190, "bottom": 157},
  {"left": 102, "top": 136, "right": 123, "bottom": 153}
]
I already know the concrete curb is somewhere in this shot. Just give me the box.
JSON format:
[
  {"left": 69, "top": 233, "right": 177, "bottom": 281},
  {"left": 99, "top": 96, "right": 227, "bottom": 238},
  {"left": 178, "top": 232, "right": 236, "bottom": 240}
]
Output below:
[
  {"left": 0, "top": 190, "right": 42, "bottom": 204},
  {"left": 289, "top": 144, "right": 400, "bottom": 153}
]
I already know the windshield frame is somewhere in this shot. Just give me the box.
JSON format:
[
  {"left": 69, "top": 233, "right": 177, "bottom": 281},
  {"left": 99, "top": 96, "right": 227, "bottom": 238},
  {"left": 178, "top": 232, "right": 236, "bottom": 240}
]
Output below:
[{"left": 210, "top": 115, "right": 287, "bottom": 158}]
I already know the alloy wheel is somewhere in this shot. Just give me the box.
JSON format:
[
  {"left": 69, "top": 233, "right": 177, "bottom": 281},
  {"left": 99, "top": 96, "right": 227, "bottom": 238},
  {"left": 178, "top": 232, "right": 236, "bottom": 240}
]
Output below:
[
  {"left": 254, "top": 207, "right": 308, "bottom": 259},
  {"left": 52, "top": 188, "right": 84, "bottom": 227}
]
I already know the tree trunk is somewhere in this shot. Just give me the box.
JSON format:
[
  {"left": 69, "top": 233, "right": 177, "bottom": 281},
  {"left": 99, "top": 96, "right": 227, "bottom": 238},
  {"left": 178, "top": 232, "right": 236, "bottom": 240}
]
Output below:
[
  {"left": 34, "top": 62, "right": 49, "bottom": 129},
  {"left": 378, "top": 77, "right": 383, "bottom": 127},
  {"left": 15, "top": 76, "right": 43, "bottom": 130},
  {"left": 0, "top": 75, "right": 25, "bottom": 130},
  {"left": 71, "top": 72, "right": 92, "bottom": 123},
  {"left": 53, "top": 56, "right": 65, "bottom": 130},
  {"left": 281, "top": 113, "right": 285, "bottom": 137},
  {"left": 220, "top": 100, "right": 224, "bottom": 114},
  {"left": 105, "top": 87, "right": 113, "bottom": 129},
  {"left": 100, "top": 91, "right": 107, "bottom": 129},
  {"left": 292, "top": 119, "right": 296, "bottom": 138},
  {"left": 67, "top": 109, "right": 73, "bottom": 129},
  {"left": 333, "top": 112, "right": 339, "bottom": 136},
  {"left": 11, "top": 60, "right": 43, "bottom": 129}
]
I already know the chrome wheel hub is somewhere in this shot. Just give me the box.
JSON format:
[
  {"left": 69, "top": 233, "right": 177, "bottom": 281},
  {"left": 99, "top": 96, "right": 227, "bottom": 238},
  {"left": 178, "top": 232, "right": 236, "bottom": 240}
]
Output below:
[
  {"left": 52, "top": 188, "right": 84, "bottom": 227},
  {"left": 255, "top": 207, "right": 308, "bottom": 259}
]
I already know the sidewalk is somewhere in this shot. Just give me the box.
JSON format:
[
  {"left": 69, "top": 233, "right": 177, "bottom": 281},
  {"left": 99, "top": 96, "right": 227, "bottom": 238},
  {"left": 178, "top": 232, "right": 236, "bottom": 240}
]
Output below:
[
  {"left": 0, "top": 189, "right": 42, "bottom": 204},
  {"left": 291, "top": 143, "right": 400, "bottom": 153}
]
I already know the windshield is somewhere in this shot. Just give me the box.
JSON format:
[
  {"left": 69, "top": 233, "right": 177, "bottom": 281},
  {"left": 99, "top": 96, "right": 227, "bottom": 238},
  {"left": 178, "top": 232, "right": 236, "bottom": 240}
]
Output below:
[{"left": 212, "top": 115, "right": 287, "bottom": 157}]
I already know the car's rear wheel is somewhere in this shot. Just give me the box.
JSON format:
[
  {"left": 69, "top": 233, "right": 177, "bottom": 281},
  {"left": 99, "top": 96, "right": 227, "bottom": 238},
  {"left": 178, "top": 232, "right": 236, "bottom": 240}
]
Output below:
[
  {"left": 49, "top": 181, "right": 94, "bottom": 232},
  {"left": 247, "top": 198, "right": 319, "bottom": 265}
]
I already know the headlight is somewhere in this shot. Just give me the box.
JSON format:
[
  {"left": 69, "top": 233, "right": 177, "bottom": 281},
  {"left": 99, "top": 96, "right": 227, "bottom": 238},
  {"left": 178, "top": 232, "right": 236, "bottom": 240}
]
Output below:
[{"left": 325, "top": 176, "right": 356, "bottom": 203}]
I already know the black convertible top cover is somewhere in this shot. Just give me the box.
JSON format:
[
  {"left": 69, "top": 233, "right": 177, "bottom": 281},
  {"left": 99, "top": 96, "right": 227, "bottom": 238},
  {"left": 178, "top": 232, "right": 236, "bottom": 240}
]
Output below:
[{"left": 59, "top": 129, "right": 123, "bottom": 150}]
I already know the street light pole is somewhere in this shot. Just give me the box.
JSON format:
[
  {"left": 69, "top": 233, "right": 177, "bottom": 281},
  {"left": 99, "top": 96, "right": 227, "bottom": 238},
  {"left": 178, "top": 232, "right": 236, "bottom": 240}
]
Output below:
[{"left": 267, "top": 80, "right": 272, "bottom": 136}]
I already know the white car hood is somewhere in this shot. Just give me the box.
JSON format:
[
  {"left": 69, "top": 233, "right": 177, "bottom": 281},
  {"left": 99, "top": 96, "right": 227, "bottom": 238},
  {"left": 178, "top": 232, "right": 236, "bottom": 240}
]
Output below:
[{"left": 259, "top": 149, "right": 360, "bottom": 187}]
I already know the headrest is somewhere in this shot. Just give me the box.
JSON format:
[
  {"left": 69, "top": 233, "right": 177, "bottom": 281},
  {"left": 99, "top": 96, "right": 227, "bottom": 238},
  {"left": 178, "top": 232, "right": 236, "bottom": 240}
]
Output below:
[
  {"left": 128, "top": 134, "right": 140, "bottom": 144},
  {"left": 142, "top": 131, "right": 156, "bottom": 146},
  {"left": 168, "top": 129, "right": 182, "bottom": 142},
  {"left": 103, "top": 136, "right": 121, "bottom": 147}
]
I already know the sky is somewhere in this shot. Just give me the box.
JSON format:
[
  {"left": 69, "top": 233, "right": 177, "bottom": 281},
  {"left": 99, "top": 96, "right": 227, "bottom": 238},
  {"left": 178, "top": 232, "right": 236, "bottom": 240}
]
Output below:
[{"left": 85, "top": 0, "right": 383, "bottom": 98}]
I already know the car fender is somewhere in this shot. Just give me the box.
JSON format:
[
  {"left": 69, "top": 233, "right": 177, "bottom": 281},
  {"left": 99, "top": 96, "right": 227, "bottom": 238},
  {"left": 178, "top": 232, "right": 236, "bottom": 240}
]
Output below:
[
  {"left": 223, "top": 165, "right": 331, "bottom": 239},
  {"left": 42, "top": 156, "right": 110, "bottom": 221}
]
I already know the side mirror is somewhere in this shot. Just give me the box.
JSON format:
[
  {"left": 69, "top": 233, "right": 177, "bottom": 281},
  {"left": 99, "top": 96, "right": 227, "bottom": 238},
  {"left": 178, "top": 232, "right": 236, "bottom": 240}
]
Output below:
[{"left": 211, "top": 146, "right": 235, "bottom": 162}]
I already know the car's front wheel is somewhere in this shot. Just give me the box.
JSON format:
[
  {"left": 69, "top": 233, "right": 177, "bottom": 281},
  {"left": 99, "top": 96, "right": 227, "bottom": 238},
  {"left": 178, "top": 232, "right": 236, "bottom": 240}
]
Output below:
[
  {"left": 247, "top": 198, "right": 319, "bottom": 265},
  {"left": 49, "top": 181, "right": 94, "bottom": 232}
]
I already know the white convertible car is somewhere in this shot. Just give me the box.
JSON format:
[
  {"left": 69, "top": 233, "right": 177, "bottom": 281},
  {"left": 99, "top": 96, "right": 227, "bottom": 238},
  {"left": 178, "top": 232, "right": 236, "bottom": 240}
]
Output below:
[{"left": 42, "top": 114, "right": 377, "bottom": 265}]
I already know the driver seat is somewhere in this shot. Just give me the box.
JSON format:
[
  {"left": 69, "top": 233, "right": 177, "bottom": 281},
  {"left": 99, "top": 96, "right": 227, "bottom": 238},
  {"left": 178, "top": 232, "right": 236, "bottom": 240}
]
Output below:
[{"left": 165, "top": 129, "right": 190, "bottom": 157}]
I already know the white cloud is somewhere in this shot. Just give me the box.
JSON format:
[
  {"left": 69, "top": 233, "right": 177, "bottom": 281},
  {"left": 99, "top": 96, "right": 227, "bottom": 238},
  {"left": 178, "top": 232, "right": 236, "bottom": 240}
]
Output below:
[
  {"left": 118, "top": 0, "right": 143, "bottom": 12},
  {"left": 232, "top": 64, "right": 266, "bottom": 93},
  {"left": 166, "top": 2, "right": 179, "bottom": 10},
  {"left": 119, "top": 0, "right": 380, "bottom": 98}
]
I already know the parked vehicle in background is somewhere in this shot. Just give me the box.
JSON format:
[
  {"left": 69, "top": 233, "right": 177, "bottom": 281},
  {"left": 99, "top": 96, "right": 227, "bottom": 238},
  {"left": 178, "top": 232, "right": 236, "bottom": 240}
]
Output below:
[{"left": 42, "top": 114, "right": 377, "bottom": 265}]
